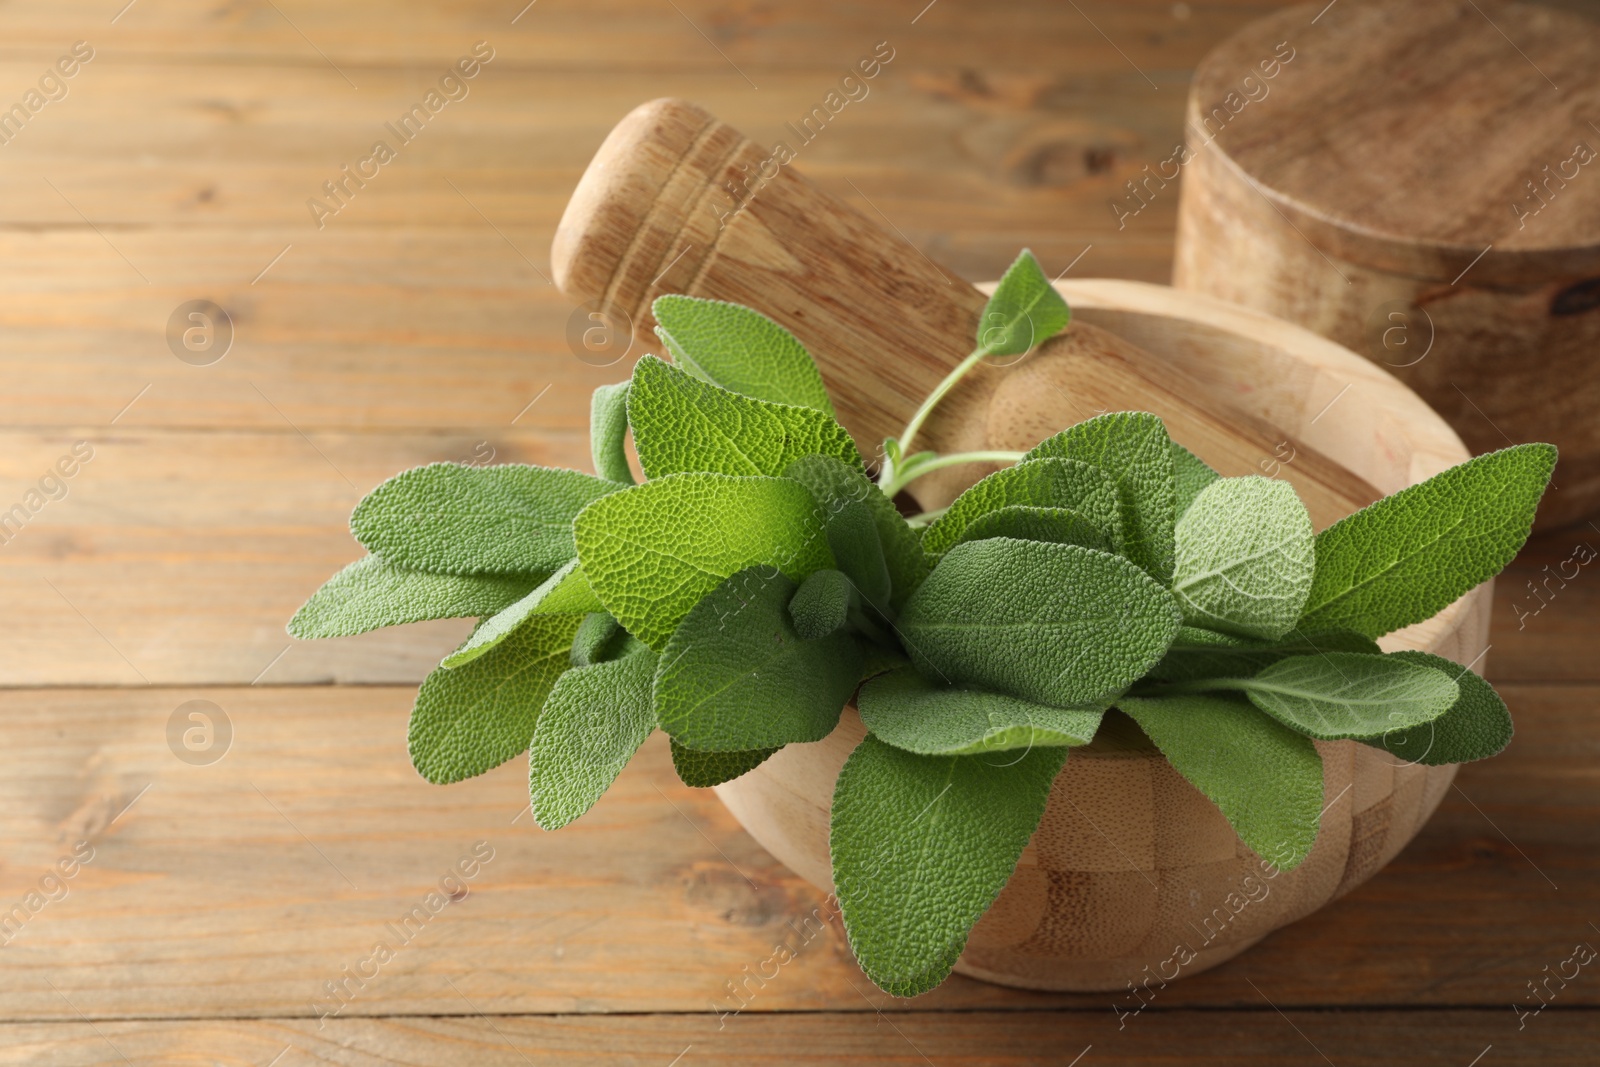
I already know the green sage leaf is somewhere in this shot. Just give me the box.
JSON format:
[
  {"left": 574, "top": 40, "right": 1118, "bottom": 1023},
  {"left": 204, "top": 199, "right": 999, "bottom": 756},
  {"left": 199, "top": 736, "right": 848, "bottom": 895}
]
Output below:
[
  {"left": 1172, "top": 476, "right": 1314, "bottom": 641},
  {"left": 1299, "top": 444, "right": 1556, "bottom": 637},
  {"left": 1373, "top": 650, "right": 1513, "bottom": 766},
  {"left": 670, "top": 741, "right": 780, "bottom": 787},
  {"left": 830, "top": 735, "right": 1065, "bottom": 996},
  {"left": 574, "top": 472, "right": 834, "bottom": 650},
  {"left": 288, "top": 556, "right": 539, "bottom": 639},
  {"left": 441, "top": 559, "right": 604, "bottom": 668},
  {"left": 1230, "top": 652, "right": 1459, "bottom": 741},
  {"left": 899, "top": 538, "right": 1181, "bottom": 707},
  {"left": 628, "top": 355, "right": 859, "bottom": 480},
  {"left": 408, "top": 614, "right": 583, "bottom": 784},
  {"left": 859, "top": 668, "right": 1105, "bottom": 755},
  {"left": 529, "top": 650, "right": 657, "bottom": 829},
  {"left": 1120, "top": 692, "right": 1322, "bottom": 870},
  {"left": 655, "top": 568, "right": 862, "bottom": 751},
  {"left": 589, "top": 382, "right": 635, "bottom": 484},
  {"left": 920, "top": 458, "right": 1120, "bottom": 560},
  {"left": 976, "top": 249, "right": 1070, "bottom": 357},
  {"left": 1024, "top": 411, "right": 1176, "bottom": 582},
  {"left": 351, "top": 462, "right": 621, "bottom": 576},
  {"left": 652, "top": 294, "right": 834, "bottom": 414}
]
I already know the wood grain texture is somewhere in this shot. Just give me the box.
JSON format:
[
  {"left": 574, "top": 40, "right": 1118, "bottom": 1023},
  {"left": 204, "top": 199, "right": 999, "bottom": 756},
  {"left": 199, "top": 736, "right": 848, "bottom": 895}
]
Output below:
[
  {"left": 1, "top": 1011, "right": 1597, "bottom": 1066},
  {"left": 0, "top": 682, "right": 1596, "bottom": 1023},
  {"left": 1173, "top": 0, "right": 1600, "bottom": 527},
  {"left": 0, "top": 0, "right": 1593, "bottom": 1060},
  {"left": 551, "top": 98, "right": 1381, "bottom": 514}
]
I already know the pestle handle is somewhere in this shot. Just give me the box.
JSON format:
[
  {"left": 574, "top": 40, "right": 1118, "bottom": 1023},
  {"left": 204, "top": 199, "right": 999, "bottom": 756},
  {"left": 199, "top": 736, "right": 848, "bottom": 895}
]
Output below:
[{"left": 552, "top": 97, "right": 1380, "bottom": 518}]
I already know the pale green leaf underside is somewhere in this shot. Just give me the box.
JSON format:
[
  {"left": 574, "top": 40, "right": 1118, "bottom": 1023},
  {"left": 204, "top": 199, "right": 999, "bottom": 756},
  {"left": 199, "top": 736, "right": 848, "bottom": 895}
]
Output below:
[
  {"left": 1120, "top": 693, "right": 1322, "bottom": 870},
  {"left": 529, "top": 651, "right": 657, "bottom": 830},
  {"left": 574, "top": 473, "right": 834, "bottom": 650},
  {"left": 920, "top": 458, "right": 1121, "bottom": 559},
  {"left": 977, "top": 249, "right": 1071, "bottom": 357},
  {"left": 1373, "top": 650, "right": 1513, "bottom": 766},
  {"left": 288, "top": 555, "right": 539, "bottom": 639},
  {"left": 441, "top": 558, "right": 603, "bottom": 668},
  {"left": 1172, "top": 476, "right": 1314, "bottom": 641},
  {"left": 1299, "top": 443, "right": 1556, "bottom": 637},
  {"left": 628, "top": 355, "right": 859, "bottom": 480},
  {"left": 670, "top": 740, "right": 780, "bottom": 787},
  {"left": 655, "top": 569, "right": 862, "bottom": 751},
  {"left": 1024, "top": 411, "right": 1176, "bottom": 582},
  {"left": 1234, "top": 652, "right": 1459, "bottom": 741},
  {"left": 589, "top": 381, "right": 636, "bottom": 484},
  {"left": 830, "top": 735, "right": 1065, "bottom": 996},
  {"left": 652, "top": 294, "right": 835, "bottom": 415},
  {"left": 859, "top": 668, "right": 1105, "bottom": 755},
  {"left": 351, "top": 462, "right": 621, "bottom": 576},
  {"left": 900, "top": 538, "right": 1181, "bottom": 707},
  {"left": 408, "top": 614, "right": 583, "bottom": 784}
]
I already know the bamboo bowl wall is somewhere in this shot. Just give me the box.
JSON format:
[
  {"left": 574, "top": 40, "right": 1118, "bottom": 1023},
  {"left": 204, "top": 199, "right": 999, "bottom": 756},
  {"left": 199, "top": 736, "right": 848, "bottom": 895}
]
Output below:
[{"left": 713, "top": 281, "right": 1487, "bottom": 993}]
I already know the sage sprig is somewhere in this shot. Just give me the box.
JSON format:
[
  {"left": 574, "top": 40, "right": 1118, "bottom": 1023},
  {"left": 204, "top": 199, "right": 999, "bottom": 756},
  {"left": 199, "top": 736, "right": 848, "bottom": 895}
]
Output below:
[{"left": 290, "top": 249, "right": 1555, "bottom": 998}]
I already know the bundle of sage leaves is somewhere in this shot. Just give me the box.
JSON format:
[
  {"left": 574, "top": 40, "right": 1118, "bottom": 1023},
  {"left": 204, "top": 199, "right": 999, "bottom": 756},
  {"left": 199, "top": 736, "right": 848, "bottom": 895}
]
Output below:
[{"left": 290, "top": 251, "right": 1554, "bottom": 997}]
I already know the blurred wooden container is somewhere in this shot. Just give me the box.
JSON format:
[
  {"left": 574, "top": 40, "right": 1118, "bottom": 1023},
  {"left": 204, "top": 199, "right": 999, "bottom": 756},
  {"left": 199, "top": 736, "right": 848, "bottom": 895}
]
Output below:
[
  {"left": 715, "top": 280, "right": 1488, "bottom": 993},
  {"left": 1172, "top": 0, "right": 1600, "bottom": 529}
]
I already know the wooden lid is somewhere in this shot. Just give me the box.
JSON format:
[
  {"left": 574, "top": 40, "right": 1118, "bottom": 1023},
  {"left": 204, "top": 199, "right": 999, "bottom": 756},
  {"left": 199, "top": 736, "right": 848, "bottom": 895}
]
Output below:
[{"left": 1189, "top": 0, "right": 1600, "bottom": 285}]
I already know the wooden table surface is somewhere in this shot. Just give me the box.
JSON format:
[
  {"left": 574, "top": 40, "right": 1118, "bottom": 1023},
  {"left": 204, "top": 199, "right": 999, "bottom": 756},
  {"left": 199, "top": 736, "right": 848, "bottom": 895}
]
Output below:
[{"left": 2, "top": 1, "right": 1596, "bottom": 1063}]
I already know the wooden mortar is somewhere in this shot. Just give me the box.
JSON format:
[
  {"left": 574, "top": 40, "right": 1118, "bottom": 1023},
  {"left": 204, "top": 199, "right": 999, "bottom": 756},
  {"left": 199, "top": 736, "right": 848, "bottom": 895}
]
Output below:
[
  {"left": 1173, "top": 0, "right": 1600, "bottom": 528},
  {"left": 554, "top": 99, "right": 1484, "bottom": 991},
  {"left": 715, "top": 282, "right": 1485, "bottom": 992}
]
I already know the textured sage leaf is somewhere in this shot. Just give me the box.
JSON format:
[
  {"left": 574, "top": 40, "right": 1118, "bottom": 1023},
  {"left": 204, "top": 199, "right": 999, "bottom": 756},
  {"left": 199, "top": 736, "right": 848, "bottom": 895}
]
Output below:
[
  {"left": 899, "top": 538, "right": 1182, "bottom": 707},
  {"left": 958, "top": 504, "right": 1114, "bottom": 553},
  {"left": 1172, "top": 476, "right": 1315, "bottom": 641},
  {"left": 351, "top": 462, "right": 621, "bottom": 576},
  {"left": 574, "top": 472, "right": 834, "bottom": 650},
  {"left": 830, "top": 735, "right": 1065, "bottom": 996},
  {"left": 788, "top": 568, "right": 853, "bottom": 640},
  {"left": 1149, "top": 626, "right": 1380, "bottom": 682},
  {"left": 920, "top": 458, "right": 1120, "bottom": 559},
  {"left": 1231, "top": 652, "right": 1459, "bottom": 741},
  {"left": 589, "top": 382, "right": 635, "bottom": 484},
  {"left": 822, "top": 501, "right": 893, "bottom": 613},
  {"left": 652, "top": 294, "right": 834, "bottom": 414},
  {"left": 670, "top": 740, "right": 779, "bottom": 787},
  {"left": 976, "top": 249, "right": 1070, "bottom": 356},
  {"left": 628, "top": 355, "right": 859, "bottom": 480},
  {"left": 1024, "top": 412, "right": 1177, "bottom": 582},
  {"left": 859, "top": 668, "right": 1105, "bottom": 755},
  {"left": 1172, "top": 441, "right": 1220, "bottom": 517},
  {"left": 1373, "top": 650, "right": 1513, "bottom": 765},
  {"left": 784, "top": 454, "right": 927, "bottom": 612},
  {"left": 570, "top": 611, "right": 625, "bottom": 667},
  {"left": 655, "top": 569, "right": 863, "bottom": 751},
  {"left": 408, "top": 614, "right": 583, "bottom": 784},
  {"left": 860, "top": 641, "right": 912, "bottom": 683},
  {"left": 1299, "top": 443, "right": 1556, "bottom": 637},
  {"left": 441, "top": 559, "right": 603, "bottom": 668},
  {"left": 1120, "top": 693, "right": 1322, "bottom": 870},
  {"left": 288, "top": 555, "right": 539, "bottom": 639},
  {"left": 529, "top": 651, "right": 657, "bottom": 830}
]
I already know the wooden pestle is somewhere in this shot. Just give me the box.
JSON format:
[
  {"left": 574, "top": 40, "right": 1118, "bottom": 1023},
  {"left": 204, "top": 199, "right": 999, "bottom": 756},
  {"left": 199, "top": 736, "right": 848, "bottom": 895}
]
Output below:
[{"left": 551, "top": 97, "right": 1380, "bottom": 524}]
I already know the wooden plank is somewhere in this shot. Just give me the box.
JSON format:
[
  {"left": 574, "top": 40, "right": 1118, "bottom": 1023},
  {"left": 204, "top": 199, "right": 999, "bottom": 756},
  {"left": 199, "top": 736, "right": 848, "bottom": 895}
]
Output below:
[
  {"left": 0, "top": 683, "right": 1594, "bottom": 1021},
  {"left": 2, "top": 426, "right": 1591, "bottom": 688},
  {"left": 1, "top": 1010, "right": 1595, "bottom": 1067}
]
